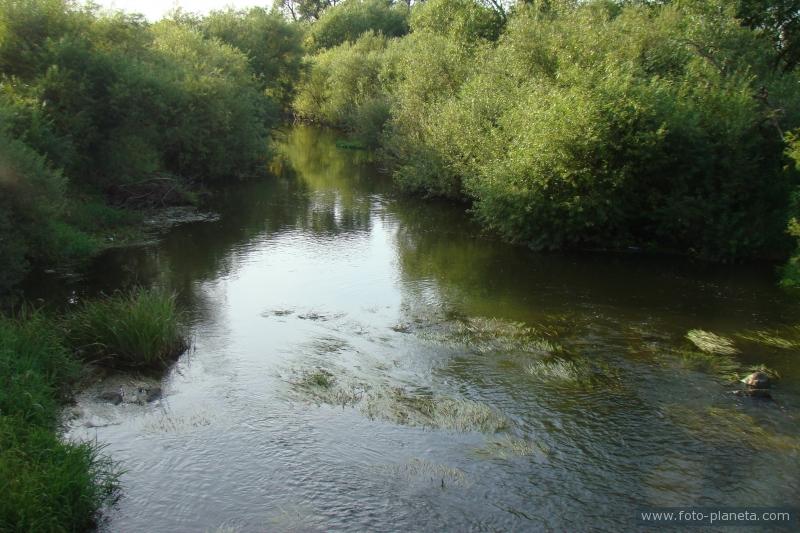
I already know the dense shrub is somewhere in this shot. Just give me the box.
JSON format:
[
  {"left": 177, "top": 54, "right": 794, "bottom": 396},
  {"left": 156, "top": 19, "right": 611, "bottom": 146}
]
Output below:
[
  {"left": 201, "top": 7, "right": 304, "bottom": 109},
  {"left": 0, "top": 126, "right": 77, "bottom": 292},
  {"left": 409, "top": 0, "right": 504, "bottom": 43},
  {"left": 781, "top": 131, "right": 800, "bottom": 288},
  {"left": 0, "top": 0, "right": 304, "bottom": 294},
  {"left": 294, "top": 31, "right": 391, "bottom": 145},
  {"left": 296, "top": 0, "right": 800, "bottom": 260},
  {"left": 307, "top": 0, "right": 409, "bottom": 50}
]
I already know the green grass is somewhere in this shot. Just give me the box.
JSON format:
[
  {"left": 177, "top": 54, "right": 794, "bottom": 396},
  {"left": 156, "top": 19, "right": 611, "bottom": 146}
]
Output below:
[
  {"left": 686, "top": 329, "right": 739, "bottom": 355},
  {"left": 65, "top": 287, "right": 188, "bottom": 369},
  {"left": 671, "top": 349, "right": 742, "bottom": 382},
  {"left": 737, "top": 326, "right": 800, "bottom": 350},
  {"left": 0, "top": 313, "right": 119, "bottom": 531}
]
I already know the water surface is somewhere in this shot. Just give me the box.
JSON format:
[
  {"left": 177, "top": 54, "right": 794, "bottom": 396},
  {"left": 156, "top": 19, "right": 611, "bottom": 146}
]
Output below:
[{"left": 63, "top": 126, "right": 800, "bottom": 531}]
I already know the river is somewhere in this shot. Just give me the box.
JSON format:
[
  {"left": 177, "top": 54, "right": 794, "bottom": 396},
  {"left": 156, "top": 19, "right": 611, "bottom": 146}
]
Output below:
[{"left": 59, "top": 126, "right": 799, "bottom": 531}]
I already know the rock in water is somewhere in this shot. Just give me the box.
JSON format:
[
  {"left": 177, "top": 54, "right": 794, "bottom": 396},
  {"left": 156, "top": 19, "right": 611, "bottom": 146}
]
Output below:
[
  {"left": 97, "top": 391, "right": 123, "bottom": 405},
  {"left": 741, "top": 371, "right": 770, "bottom": 389},
  {"left": 733, "top": 388, "right": 772, "bottom": 399},
  {"left": 146, "top": 387, "right": 162, "bottom": 403}
]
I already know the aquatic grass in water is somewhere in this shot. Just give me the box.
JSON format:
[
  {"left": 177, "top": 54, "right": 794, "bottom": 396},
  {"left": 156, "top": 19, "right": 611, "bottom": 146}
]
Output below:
[
  {"left": 141, "top": 412, "right": 215, "bottom": 434},
  {"left": 525, "top": 356, "right": 621, "bottom": 389},
  {"left": 291, "top": 368, "right": 366, "bottom": 406},
  {"left": 364, "top": 389, "right": 510, "bottom": 433},
  {"left": 666, "top": 405, "right": 800, "bottom": 452},
  {"left": 526, "top": 359, "right": 585, "bottom": 382},
  {"left": 307, "top": 368, "right": 336, "bottom": 388},
  {"left": 374, "top": 458, "right": 471, "bottom": 488},
  {"left": 419, "top": 316, "right": 562, "bottom": 355},
  {"left": 669, "top": 349, "right": 742, "bottom": 383},
  {"left": 474, "top": 435, "right": 551, "bottom": 461},
  {"left": 736, "top": 326, "right": 800, "bottom": 350},
  {"left": 290, "top": 366, "right": 509, "bottom": 433},
  {"left": 66, "top": 287, "right": 187, "bottom": 369},
  {"left": 686, "top": 329, "right": 739, "bottom": 355}
]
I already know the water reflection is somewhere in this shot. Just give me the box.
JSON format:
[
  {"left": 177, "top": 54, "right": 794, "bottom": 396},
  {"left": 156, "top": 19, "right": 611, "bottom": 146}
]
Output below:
[{"left": 56, "top": 125, "right": 800, "bottom": 531}]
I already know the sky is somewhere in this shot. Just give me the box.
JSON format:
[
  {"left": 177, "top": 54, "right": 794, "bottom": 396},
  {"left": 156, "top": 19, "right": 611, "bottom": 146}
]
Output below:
[{"left": 94, "top": 0, "right": 271, "bottom": 21}]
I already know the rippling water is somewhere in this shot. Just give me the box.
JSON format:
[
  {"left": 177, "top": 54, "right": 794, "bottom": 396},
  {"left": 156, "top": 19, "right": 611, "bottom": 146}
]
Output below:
[{"left": 57, "top": 126, "right": 800, "bottom": 531}]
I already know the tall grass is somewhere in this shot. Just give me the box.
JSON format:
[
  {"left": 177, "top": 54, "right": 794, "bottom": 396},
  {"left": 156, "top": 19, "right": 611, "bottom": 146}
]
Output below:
[
  {"left": 66, "top": 287, "right": 187, "bottom": 369},
  {"left": 0, "top": 313, "right": 119, "bottom": 531}
]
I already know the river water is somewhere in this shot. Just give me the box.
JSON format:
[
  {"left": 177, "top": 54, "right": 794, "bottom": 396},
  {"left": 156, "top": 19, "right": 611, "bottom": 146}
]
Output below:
[{"left": 61, "top": 126, "right": 799, "bottom": 531}]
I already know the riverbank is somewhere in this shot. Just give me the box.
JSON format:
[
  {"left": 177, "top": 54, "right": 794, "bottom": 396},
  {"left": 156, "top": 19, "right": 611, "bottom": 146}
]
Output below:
[
  {"left": 0, "top": 313, "right": 118, "bottom": 530},
  {"left": 292, "top": 0, "right": 800, "bottom": 277},
  {"left": 0, "top": 288, "right": 187, "bottom": 530},
  {"left": 0, "top": 1, "right": 304, "bottom": 297}
]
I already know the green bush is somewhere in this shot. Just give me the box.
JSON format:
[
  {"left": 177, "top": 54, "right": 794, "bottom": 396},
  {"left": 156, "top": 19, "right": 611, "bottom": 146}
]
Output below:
[
  {"left": 65, "top": 287, "right": 187, "bottom": 368},
  {"left": 0, "top": 0, "right": 304, "bottom": 294},
  {"left": 201, "top": 7, "right": 304, "bottom": 109},
  {"left": 307, "top": 0, "right": 409, "bottom": 50},
  {"left": 294, "top": 31, "right": 390, "bottom": 131},
  {"left": 0, "top": 126, "right": 74, "bottom": 293},
  {"left": 409, "top": 0, "right": 504, "bottom": 43},
  {"left": 297, "top": 0, "right": 800, "bottom": 259},
  {"left": 781, "top": 131, "right": 800, "bottom": 288}
]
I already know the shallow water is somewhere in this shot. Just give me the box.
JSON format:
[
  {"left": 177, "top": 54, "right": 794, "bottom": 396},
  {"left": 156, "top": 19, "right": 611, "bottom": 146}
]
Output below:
[{"left": 59, "top": 126, "right": 799, "bottom": 531}]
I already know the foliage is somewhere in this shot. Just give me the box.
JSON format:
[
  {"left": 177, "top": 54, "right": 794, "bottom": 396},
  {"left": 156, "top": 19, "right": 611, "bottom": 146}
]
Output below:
[
  {"left": 294, "top": 31, "right": 392, "bottom": 147},
  {"left": 296, "top": 0, "right": 800, "bottom": 260},
  {"left": 0, "top": 313, "right": 118, "bottom": 530},
  {"left": 409, "top": 0, "right": 504, "bottom": 43},
  {"left": 277, "top": 0, "right": 341, "bottom": 22},
  {"left": 200, "top": 7, "right": 304, "bottom": 109},
  {"left": 781, "top": 130, "right": 800, "bottom": 288},
  {"left": 65, "top": 287, "right": 187, "bottom": 368},
  {"left": 0, "top": 0, "right": 304, "bottom": 295},
  {"left": 735, "top": 0, "right": 800, "bottom": 71},
  {"left": 307, "top": 0, "right": 409, "bottom": 50},
  {"left": 0, "top": 125, "right": 79, "bottom": 293}
]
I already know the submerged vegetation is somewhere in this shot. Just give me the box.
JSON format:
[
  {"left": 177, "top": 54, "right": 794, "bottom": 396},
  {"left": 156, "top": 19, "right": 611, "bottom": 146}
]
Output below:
[
  {"left": 2, "top": 0, "right": 800, "bottom": 528},
  {"left": 291, "top": 365, "right": 509, "bottom": 433},
  {"left": 666, "top": 405, "right": 800, "bottom": 452},
  {"left": 685, "top": 329, "right": 739, "bottom": 356}
]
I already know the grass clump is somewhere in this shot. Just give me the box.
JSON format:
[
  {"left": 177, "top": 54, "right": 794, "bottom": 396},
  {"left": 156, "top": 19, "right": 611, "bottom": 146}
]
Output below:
[
  {"left": 291, "top": 365, "right": 509, "bottom": 433},
  {"left": 66, "top": 287, "right": 187, "bottom": 369},
  {"left": 364, "top": 387, "right": 510, "bottom": 433},
  {"left": 421, "top": 316, "right": 561, "bottom": 355},
  {"left": 666, "top": 405, "right": 800, "bottom": 452},
  {"left": 291, "top": 368, "right": 366, "bottom": 407},
  {"left": 737, "top": 327, "right": 800, "bottom": 350},
  {"left": 686, "top": 329, "right": 739, "bottom": 355},
  {"left": 525, "top": 356, "right": 621, "bottom": 389},
  {"left": 0, "top": 313, "right": 118, "bottom": 530},
  {"left": 302, "top": 368, "right": 336, "bottom": 389},
  {"left": 474, "top": 435, "right": 551, "bottom": 461},
  {"left": 669, "top": 349, "right": 742, "bottom": 383}
]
